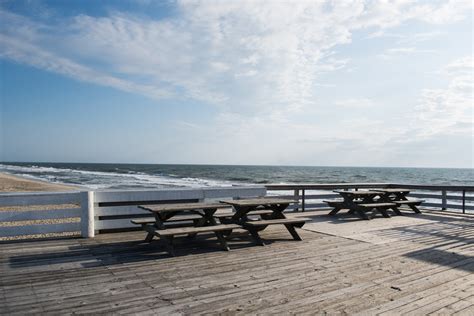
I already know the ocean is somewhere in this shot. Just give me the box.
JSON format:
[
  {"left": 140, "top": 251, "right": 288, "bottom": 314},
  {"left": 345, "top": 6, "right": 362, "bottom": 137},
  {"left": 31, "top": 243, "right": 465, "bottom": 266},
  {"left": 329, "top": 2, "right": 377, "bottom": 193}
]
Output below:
[{"left": 0, "top": 162, "right": 472, "bottom": 190}]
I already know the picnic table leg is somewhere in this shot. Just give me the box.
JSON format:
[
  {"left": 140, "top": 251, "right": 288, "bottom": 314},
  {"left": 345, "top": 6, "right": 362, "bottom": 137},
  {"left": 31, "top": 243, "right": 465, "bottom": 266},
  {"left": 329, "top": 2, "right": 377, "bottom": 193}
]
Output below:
[
  {"left": 215, "top": 231, "right": 231, "bottom": 251},
  {"left": 161, "top": 236, "right": 176, "bottom": 256},
  {"left": 329, "top": 206, "right": 342, "bottom": 215},
  {"left": 270, "top": 204, "right": 305, "bottom": 240},
  {"left": 392, "top": 206, "right": 403, "bottom": 216},
  {"left": 186, "top": 218, "right": 202, "bottom": 239},
  {"left": 409, "top": 204, "right": 422, "bottom": 214},
  {"left": 144, "top": 226, "right": 154, "bottom": 243},
  {"left": 378, "top": 207, "right": 391, "bottom": 218},
  {"left": 356, "top": 208, "right": 370, "bottom": 220},
  {"left": 247, "top": 227, "right": 265, "bottom": 246},
  {"left": 284, "top": 224, "right": 302, "bottom": 241}
]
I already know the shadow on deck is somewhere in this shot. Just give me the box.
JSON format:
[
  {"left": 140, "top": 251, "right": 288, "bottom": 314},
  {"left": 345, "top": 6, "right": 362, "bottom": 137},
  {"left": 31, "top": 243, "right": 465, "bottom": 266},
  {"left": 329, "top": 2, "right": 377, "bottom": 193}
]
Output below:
[{"left": 1, "top": 210, "right": 473, "bottom": 315}]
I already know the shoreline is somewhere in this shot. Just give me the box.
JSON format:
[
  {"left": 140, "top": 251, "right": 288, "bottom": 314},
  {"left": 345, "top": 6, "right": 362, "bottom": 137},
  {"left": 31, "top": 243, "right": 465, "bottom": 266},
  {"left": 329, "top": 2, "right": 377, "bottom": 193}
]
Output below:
[{"left": 0, "top": 172, "right": 78, "bottom": 193}]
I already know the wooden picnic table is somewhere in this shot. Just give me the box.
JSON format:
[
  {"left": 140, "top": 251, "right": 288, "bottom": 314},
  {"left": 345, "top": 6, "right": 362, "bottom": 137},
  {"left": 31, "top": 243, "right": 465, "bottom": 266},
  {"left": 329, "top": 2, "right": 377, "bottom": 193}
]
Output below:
[
  {"left": 136, "top": 202, "right": 239, "bottom": 255},
  {"left": 369, "top": 188, "right": 423, "bottom": 213},
  {"left": 219, "top": 197, "right": 307, "bottom": 245},
  {"left": 326, "top": 190, "right": 398, "bottom": 220}
]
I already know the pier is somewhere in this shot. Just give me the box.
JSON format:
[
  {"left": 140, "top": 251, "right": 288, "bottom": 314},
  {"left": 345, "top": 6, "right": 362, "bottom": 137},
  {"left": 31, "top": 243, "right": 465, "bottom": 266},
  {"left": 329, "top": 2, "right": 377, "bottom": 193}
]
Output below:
[{"left": 1, "top": 184, "right": 473, "bottom": 314}]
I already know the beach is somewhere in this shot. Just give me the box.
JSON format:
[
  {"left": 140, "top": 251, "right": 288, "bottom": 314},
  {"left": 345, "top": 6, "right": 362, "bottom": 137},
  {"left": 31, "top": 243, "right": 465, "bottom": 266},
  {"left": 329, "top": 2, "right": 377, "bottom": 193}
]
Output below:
[
  {"left": 0, "top": 173, "right": 79, "bottom": 240},
  {"left": 0, "top": 172, "right": 76, "bottom": 192}
]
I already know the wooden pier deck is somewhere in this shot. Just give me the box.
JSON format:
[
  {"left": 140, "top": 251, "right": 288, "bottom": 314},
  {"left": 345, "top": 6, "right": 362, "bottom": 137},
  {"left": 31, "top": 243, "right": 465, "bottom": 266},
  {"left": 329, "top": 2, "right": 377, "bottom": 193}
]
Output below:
[{"left": 1, "top": 210, "right": 473, "bottom": 315}]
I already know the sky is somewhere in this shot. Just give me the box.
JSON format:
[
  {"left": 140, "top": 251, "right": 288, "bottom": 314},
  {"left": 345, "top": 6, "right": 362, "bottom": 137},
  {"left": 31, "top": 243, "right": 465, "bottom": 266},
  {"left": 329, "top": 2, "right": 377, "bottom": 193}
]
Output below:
[{"left": 0, "top": 0, "right": 473, "bottom": 168}]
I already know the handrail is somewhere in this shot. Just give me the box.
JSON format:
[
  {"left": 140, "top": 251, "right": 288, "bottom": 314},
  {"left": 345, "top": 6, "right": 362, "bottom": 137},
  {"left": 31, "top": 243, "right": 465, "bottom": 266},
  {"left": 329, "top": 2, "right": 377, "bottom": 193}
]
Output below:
[
  {"left": 265, "top": 183, "right": 474, "bottom": 191},
  {"left": 265, "top": 183, "right": 473, "bottom": 214}
]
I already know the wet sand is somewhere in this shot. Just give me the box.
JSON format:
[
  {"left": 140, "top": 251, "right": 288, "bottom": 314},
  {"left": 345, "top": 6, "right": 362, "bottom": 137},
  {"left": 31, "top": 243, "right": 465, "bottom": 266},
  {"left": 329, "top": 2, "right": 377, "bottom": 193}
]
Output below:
[{"left": 0, "top": 172, "right": 77, "bottom": 192}]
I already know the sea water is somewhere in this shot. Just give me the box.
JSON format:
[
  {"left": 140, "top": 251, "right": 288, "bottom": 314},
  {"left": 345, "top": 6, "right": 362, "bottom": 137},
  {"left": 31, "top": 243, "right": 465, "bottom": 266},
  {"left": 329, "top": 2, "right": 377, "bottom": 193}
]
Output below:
[{"left": 0, "top": 162, "right": 472, "bottom": 190}]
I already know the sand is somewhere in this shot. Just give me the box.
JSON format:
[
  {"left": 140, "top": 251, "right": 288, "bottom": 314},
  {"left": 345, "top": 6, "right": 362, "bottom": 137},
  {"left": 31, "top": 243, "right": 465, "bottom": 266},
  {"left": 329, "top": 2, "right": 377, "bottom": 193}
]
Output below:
[
  {"left": 0, "top": 173, "right": 80, "bottom": 240},
  {"left": 0, "top": 172, "right": 77, "bottom": 192}
]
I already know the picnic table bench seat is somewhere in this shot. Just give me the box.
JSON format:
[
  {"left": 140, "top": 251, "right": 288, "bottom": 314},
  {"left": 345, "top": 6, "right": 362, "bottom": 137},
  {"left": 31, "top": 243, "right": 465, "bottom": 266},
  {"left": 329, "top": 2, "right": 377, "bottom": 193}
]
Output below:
[
  {"left": 214, "top": 210, "right": 273, "bottom": 219},
  {"left": 131, "top": 214, "right": 204, "bottom": 225},
  {"left": 146, "top": 224, "right": 241, "bottom": 255},
  {"left": 392, "top": 199, "right": 424, "bottom": 205},
  {"left": 154, "top": 224, "right": 241, "bottom": 237},
  {"left": 243, "top": 218, "right": 308, "bottom": 245},
  {"left": 323, "top": 199, "right": 344, "bottom": 205},
  {"left": 244, "top": 218, "right": 308, "bottom": 227},
  {"left": 392, "top": 199, "right": 424, "bottom": 213},
  {"left": 357, "top": 202, "right": 398, "bottom": 218},
  {"left": 358, "top": 202, "right": 397, "bottom": 208}
]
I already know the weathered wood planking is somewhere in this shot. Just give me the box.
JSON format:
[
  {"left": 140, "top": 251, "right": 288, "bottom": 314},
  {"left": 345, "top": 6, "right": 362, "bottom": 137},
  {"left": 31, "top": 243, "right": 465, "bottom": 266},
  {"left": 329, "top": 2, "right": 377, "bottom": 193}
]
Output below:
[{"left": 1, "top": 210, "right": 473, "bottom": 314}]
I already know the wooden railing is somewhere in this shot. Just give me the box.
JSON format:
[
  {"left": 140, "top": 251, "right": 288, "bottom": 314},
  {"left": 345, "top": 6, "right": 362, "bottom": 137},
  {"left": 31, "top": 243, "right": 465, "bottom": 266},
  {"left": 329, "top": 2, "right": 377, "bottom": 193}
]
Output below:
[{"left": 265, "top": 183, "right": 474, "bottom": 214}]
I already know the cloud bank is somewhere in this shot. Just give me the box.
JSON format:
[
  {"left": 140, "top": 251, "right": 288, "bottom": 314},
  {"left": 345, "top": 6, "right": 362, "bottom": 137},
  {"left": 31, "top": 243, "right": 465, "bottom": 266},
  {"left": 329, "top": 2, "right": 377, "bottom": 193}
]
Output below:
[{"left": 1, "top": 0, "right": 472, "bottom": 167}]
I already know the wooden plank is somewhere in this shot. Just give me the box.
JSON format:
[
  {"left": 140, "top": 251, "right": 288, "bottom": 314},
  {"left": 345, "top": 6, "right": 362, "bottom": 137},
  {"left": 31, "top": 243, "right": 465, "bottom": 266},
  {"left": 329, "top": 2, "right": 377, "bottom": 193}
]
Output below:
[
  {"left": 1, "top": 211, "right": 472, "bottom": 315},
  {"left": 214, "top": 210, "right": 273, "bottom": 218},
  {"left": 244, "top": 218, "right": 308, "bottom": 226},
  {"left": 0, "top": 192, "right": 81, "bottom": 206},
  {"left": 131, "top": 214, "right": 203, "bottom": 225},
  {"left": 220, "top": 197, "right": 298, "bottom": 207},
  {"left": 95, "top": 218, "right": 137, "bottom": 230},
  {"left": 155, "top": 224, "right": 241, "bottom": 236},
  {"left": 0, "top": 222, "right": 80, "bottom": 237},
  {"left": 93, "top": 187, "right": 266, "bottom": 203},
  {"left": 0, "top": 208, "right": 81, "bottom": 222},
  {"left": 138, "top": 202, "right": 231, "bottom": 213},
  {"left": 95, "top": 205, "right": 150, "bottom": 216}
]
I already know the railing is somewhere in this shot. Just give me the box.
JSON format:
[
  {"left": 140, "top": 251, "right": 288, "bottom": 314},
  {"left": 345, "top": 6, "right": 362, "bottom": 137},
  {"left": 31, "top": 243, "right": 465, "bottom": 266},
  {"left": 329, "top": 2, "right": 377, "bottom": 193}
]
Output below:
[
  {"left": 1, "top": 183, "right": 473, "bottom": 241},
  {"left": 0, "top": 191, "right": 83, "bottom": 238},
  {"left": 0, "top": 186, "right": 266, "bottom": 239},
  {"left": 265, "top": 183, "right": 474, "bottom": 214},
  {"left": 92, "top": 186, "right": 266, "bottom": 234}
]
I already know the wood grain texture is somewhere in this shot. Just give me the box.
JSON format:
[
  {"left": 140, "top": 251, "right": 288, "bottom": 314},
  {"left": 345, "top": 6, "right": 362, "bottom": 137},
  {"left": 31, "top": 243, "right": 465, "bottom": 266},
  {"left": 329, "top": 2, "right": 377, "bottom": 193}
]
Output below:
[{"left": 1, "top": 210, "right": 472, "bottom": 315}]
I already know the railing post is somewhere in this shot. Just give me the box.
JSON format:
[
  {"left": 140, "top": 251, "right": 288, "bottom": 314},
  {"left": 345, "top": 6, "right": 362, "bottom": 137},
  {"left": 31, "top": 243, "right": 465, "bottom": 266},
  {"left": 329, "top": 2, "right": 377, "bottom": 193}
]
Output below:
[
  {"left": 441, "top": 190, "right": 447, "bottom": 211},
  {"left": 81, "top": 191, "right": 95, "bottom": 238},
  {"left": 462, "top": 190, "right": 466, "bottom": 214},
  {"left": 294, "top": 189, "right": 300, "bottom": 212},
  {"left": 302, "top": 189, "right": 306, "bottom": 212}
]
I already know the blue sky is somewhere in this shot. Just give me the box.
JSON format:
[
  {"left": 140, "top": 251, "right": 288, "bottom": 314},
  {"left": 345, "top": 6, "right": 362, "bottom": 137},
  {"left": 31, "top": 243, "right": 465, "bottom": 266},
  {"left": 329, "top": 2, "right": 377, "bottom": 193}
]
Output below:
[{"left": 0, "top": 0, "right": 473, "bottom": 168}]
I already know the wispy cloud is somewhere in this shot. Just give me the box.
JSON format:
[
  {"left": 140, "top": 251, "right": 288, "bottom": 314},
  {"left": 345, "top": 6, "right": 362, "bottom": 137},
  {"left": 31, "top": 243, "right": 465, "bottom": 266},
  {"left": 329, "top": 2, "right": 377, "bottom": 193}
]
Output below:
[
  {"left": 413, "top": 56, "right": 473, "bottom": 138},
  {"left": 1, "top": 0, "right": 472, "bottom": 116},
  {"left": 334, "top": 98, "right": 375, "bottom": 108},
  {"left": 377, "top": 46, "right": 437, "bottom": 59}
]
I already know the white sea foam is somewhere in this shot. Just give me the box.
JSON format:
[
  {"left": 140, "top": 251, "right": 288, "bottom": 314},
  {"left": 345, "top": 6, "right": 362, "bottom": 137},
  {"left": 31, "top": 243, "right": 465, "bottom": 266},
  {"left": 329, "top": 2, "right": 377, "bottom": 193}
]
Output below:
[{"left": 0, "top": 163, "right": 235, "bottom": 190}]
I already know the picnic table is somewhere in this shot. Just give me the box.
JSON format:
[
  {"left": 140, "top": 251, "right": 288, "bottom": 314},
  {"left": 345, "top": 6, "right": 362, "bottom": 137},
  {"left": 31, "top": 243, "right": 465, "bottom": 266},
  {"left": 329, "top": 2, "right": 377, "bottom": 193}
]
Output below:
[
  {"left": 369, "top": 188, "right": 424, "bottom": 213},
  {"left": 219, "top": 197, "right": 307, "bottom": 245},
  {"left": 135, "top": 203, "right": 240, "bottom": 255},
  {"left": 325, "top": 190, "right": 398, "bottom": 220}
]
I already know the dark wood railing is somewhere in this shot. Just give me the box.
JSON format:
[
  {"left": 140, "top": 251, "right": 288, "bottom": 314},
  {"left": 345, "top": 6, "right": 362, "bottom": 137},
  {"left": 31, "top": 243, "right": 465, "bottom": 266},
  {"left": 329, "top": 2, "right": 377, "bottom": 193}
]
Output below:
[{"left": 265, "top": 183, "right": 474, "bottom": 214}]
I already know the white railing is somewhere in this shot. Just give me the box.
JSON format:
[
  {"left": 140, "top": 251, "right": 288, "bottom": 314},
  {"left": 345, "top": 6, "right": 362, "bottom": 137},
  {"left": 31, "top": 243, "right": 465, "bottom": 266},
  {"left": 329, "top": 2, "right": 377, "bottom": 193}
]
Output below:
[
  {"left": 92, "top": 186, "right": 266, "bottom": 234},
  {"left": 0, "top": 186, "right": 266, "bottom": 239},
  {"left": 0, "top": 191, "right": 82, "bottom": 238}
]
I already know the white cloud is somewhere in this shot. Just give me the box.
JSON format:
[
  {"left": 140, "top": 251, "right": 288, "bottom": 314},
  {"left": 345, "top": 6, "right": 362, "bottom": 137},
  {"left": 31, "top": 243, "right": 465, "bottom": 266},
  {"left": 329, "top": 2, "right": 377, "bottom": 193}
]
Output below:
[
  {"left": 334, "top": 98, "right": 375, "bottom": 108},
  {"left": 1, "top": 0, "right": 472, "bottom": 116},
  {"left": 0, "top": 1, "right": 472, "bottom": 167},
  {"left": 412, "top": 56, "right": 473, "bottom": 138},
  {"left": 378, "top": 46, "right": 437, "bottom": 59}
]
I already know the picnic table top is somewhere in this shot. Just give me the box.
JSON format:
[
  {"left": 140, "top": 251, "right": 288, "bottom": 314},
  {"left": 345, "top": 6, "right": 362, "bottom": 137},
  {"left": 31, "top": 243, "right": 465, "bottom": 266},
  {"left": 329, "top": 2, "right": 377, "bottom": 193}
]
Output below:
[
  {"left": 369, "top": 188, "right": 411, "bottom": 193},
  {"left": 138, "top": 202, "right": 230, "bottom": 213},
  {"left": 220, "top": 197, "right": 298, "bottom": 207},
  {"left": 333, "top": 190, "right": 385, "bottom": 196}
]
